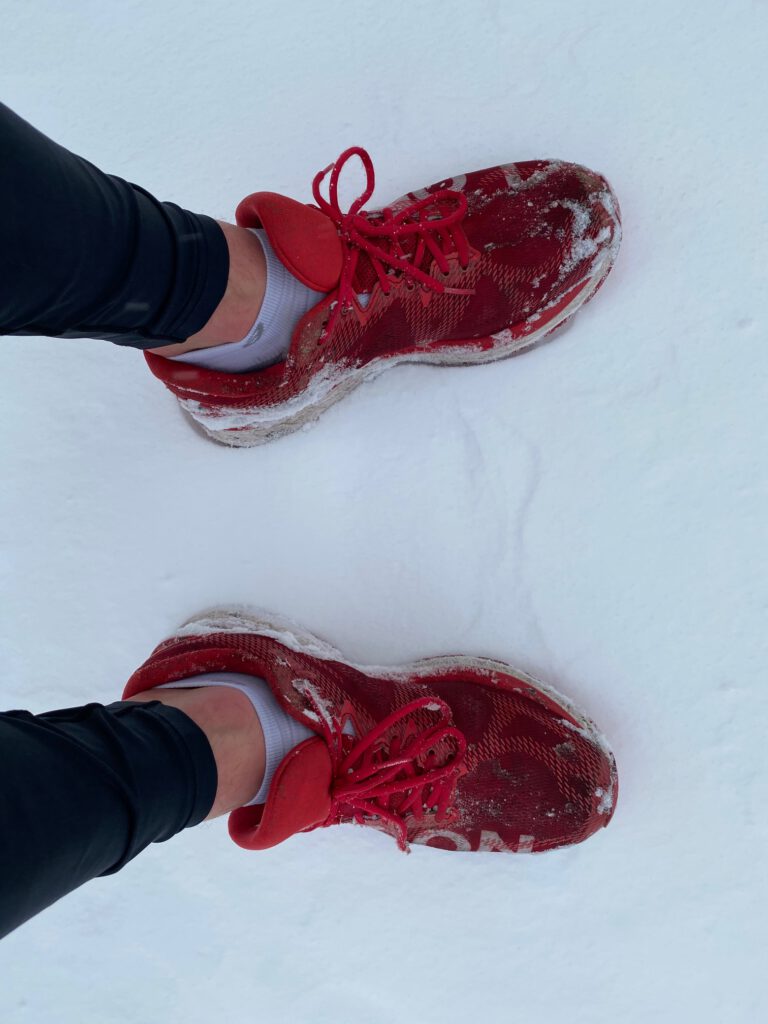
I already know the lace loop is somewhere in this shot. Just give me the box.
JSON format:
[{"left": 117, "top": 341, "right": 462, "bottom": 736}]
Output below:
[
  {"left": 300, "top": 687, "right": 467, "bottom": 851},
  {"left": 312, "top": 147, "right": 473, "bottom": 341}
]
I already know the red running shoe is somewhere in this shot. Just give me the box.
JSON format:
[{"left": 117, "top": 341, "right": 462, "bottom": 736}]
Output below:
[
  {"left": 146, "top": 148, "right": 621, "bottom": 446},
  {"left": 122, "top": 610, "right": 617, "bottom": 853}
]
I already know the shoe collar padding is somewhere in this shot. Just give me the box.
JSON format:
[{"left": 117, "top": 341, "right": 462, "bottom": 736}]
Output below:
[
  {"left": 228, "top": 736, "right": 333, "bottom": 850},
  {"left": 235, "top": 191, "right": 343, "bottom": 293}
]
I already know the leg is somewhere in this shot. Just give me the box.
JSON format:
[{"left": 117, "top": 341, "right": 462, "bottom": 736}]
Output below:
[
  {"left": 0, "top": 102, "right": 264, "bottom": 349},
  {"left": 0, "top": 686, "right": 264, "bottom": 940}
]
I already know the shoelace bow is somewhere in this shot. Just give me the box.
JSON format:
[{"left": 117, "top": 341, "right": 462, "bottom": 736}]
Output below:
[
  {"left": 302, "top": 687, "right": 467, "bottom": 851},
  {"left": 312, "top": 146, "right": 473, "bottom": 341}
]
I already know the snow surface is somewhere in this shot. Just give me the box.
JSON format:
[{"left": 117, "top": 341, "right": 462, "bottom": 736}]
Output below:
[{"left": 1, "top": 1, "right": 767, "bottom": 1021}]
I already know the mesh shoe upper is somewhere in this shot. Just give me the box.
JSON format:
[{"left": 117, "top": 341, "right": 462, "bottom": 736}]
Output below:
[
  {"left": 123, "top": 614, "right": 617, "bottom": 854},
  {"left": 145, "top": 148, "right": 620, "bottom": 413}
]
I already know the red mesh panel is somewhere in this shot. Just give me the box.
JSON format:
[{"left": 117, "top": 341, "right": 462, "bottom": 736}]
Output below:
[
  {"left": 145, "top": 155, "right": 620, "bottom": 418},
  {"left": 124, "top": 622, "right": 617, "bottom": 854}
]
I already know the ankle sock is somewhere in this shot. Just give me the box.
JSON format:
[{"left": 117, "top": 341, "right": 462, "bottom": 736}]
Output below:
[
  {"left": 170, "top": 228, "right": 328, "bottom": 374},
  {"left": 157, "top": 671, "right": 314, "bottom": 805}
]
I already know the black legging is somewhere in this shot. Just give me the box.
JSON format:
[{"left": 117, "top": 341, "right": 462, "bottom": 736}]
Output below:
[
  {"left": 0, "top": 104, "right": 224, "bottom": 940},
  {"left": 0, "top": 702, "right": 217, "bottom": 940},
  {"left": 0, "top": 101, "right": 229, "bottom": 347}
]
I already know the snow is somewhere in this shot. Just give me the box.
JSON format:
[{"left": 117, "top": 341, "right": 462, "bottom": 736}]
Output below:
[{"left": 1, "top": 0, "right": 767, "bottom": 1021}]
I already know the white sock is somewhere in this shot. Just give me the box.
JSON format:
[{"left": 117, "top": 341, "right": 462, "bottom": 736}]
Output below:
[
  {"left": 170, "top": 229, "right": 327, "bottom": 374},
  {"left": 157, "top": 671, "right": 315, "bottom": 806}
]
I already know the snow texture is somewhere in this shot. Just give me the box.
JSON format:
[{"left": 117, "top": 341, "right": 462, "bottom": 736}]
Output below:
[{"left": 1, "top": 1, "right": 767, "bottom": 1022}]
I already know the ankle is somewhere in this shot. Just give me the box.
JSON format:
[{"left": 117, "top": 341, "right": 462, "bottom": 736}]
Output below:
[
  {"left": 128, "top": 683, "right": 266, "bottom": 819},
  {"left": 150, "top": 221, "right": 266, "bottom": 358}
]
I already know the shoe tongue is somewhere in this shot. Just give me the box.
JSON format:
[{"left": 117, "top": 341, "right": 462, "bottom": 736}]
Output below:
[
  {"left": 349, "top": 213, "right": 431, "bottom": 296},
  {"left": 227, "top": 737, "right": 333, "bottom": 851},
  {"left": 235, "top": 192, "right": 344, "bottom": 292},
  {"left": 351, "top": 253, "right": 382, "bottom": 296}
]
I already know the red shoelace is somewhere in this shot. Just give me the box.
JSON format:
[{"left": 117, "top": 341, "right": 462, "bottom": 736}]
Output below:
[
  {"left": 300, "top": 683, "right": 467, "bottom": 851},
  {"left": 312, "top": 146, "right": 473, "bottom": 341}
]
